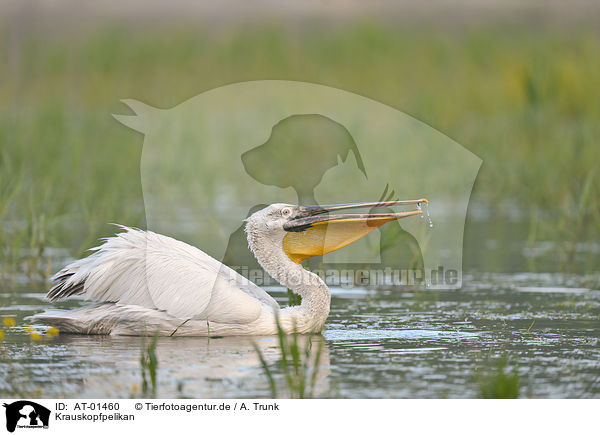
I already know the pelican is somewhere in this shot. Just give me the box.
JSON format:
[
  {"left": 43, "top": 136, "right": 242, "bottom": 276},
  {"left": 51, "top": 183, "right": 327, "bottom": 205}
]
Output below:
[{"left": 28, "top": 200, "right": 427, "bottom": 336}]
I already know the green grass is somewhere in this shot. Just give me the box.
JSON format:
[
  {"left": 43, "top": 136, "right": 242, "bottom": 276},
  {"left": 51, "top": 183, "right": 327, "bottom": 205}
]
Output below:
[
  {"left": 287, "top": 289, "right": 302, "bottom": 307},
  {"left": 140, "top": 333, "right": 159, "bottom": 398},
  {"left": 1, "top": 21, "right": 599, "bottom": 278},
  {"left": 253, "top": 317, "right": 324, "bottom": 398},
  {"left": 478, "top": 358, "right": 520, "bottom": 399}
]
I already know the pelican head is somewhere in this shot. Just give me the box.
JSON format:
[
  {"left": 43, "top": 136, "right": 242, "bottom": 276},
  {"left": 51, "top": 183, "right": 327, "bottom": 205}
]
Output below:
[{"left": 246, "top": 199, "right": 428, "bottom": 264}]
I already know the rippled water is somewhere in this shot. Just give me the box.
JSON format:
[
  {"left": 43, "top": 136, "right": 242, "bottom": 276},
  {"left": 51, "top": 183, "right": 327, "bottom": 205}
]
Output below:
[{"left": 1, "top": 272, "right": 599, "bottom": 398}]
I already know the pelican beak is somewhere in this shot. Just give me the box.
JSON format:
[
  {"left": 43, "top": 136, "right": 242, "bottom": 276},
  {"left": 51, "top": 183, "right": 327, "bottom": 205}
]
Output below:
[{"left": 282, "top": 199, "right": 428, "bottom": 263}]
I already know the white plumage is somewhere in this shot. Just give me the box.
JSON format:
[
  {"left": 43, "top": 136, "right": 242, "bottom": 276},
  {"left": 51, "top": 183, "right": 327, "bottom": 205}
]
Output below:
[
  {"left": 28, "top": 200, "right": 425, "bottom": 336},
  {"left": 30, "top": 227, "right": 295, "bottom": 335},
  {"left": 28, "top": 205, "right": 328, "bottom": 336}
]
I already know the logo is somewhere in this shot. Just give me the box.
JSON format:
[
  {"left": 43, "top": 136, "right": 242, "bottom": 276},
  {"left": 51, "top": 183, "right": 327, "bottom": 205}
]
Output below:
[
  {"left": 3, "top": 401, "right": 50, "bottom": 433},
  {"left": 114, "top": 80, "right": 481, "bottom": 290}
]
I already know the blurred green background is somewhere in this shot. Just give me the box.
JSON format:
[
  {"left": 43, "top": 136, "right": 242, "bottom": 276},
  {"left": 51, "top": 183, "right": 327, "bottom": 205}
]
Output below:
[{"left": 1, "top": 1, "right": 599, "bottom": 283}]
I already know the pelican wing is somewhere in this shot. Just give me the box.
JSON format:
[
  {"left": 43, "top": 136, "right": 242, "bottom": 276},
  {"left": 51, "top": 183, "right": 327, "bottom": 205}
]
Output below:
[{"left": 47, "top": 226, "right": 278, "bottom": 323}]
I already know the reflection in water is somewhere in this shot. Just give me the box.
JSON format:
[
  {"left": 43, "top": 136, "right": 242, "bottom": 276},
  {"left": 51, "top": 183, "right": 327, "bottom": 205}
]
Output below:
[
  {"left": 2, "top": 332, "right": 331, "bottom": 399},
  {"left": 1, "top": 277, "right": 599, "bottom": 398}
]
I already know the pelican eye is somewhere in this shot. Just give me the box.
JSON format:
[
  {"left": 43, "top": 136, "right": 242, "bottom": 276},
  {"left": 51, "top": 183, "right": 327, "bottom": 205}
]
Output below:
[{"left": 281, "top": 207, "right": 292, "bottom": 217}]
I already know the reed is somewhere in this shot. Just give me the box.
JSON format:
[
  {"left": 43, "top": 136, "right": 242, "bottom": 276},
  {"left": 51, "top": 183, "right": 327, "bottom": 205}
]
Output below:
[
  {"left": 140, "top": 333, "right": 159, "bottom": 398},
  {"left": 478, "top": 358, "right": 520, "bottom": 399},
  {"left": 253, "top": 316, "right": 324, "bottom": 398},
  {"left": 1, "top": 21, "right": 599, "bottom": 279}
]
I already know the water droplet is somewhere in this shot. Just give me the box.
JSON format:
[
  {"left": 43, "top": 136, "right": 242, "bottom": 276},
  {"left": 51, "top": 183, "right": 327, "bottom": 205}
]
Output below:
[{"left": 423, "top": 202, "right": 434, "bottom": 228}]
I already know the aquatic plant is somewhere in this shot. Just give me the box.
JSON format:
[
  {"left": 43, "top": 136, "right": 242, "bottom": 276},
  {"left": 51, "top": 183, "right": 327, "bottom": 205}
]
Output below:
[
  {"left": 253, "top": 316, "right": 324, "bottom": 398},
  {"left": 0, "top": 318, "right": 58, "bottom": 397},
  {"left": 287, "top": 289, "right": 302, "bottom": 307},
  {"left": 478, "top": 358, "right": 520, "bottom": 399},
  {"left": 140, "top": 333, "right": 159, "bottom": 397}
]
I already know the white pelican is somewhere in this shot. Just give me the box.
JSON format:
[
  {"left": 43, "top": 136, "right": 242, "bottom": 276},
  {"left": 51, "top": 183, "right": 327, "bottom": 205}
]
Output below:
[{"left": 28, "top": 200, "right": 427, "bottom": 336}]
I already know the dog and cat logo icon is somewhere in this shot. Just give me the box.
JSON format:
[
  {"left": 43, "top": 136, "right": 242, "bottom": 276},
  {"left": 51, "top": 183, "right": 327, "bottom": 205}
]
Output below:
[{"left": 2, "top": 401, "right": 50, "bottom": 432}]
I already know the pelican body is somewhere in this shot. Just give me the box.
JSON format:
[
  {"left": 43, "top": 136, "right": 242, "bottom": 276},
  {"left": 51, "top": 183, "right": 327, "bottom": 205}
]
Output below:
[{"left": 28, "top": 200, "right": 427, "bottom": 336}]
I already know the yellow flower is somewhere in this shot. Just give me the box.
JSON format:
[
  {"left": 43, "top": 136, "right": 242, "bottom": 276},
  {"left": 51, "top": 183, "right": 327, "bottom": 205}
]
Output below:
[
  {"left": 0, "top": 330, "right": 4, "bottom": 340},
  {"left": 3, "top": 317, "right": 16, "bottom": 327},
  {"left": 30, "top": 333, "right": 43, "bottom": 341},
  {"left": 46, "top": 327, "right": 59, "bottom": 337},
  {"left": 131, "top": 384, "right": 139, "bottom": 392}
]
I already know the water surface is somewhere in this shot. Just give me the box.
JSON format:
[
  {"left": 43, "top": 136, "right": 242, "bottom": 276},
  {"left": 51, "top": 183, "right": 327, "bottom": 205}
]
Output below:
[{"left": 1, "top": 273, "right": 598, "bottom": 398}]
